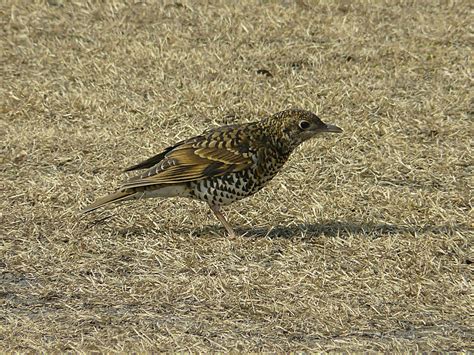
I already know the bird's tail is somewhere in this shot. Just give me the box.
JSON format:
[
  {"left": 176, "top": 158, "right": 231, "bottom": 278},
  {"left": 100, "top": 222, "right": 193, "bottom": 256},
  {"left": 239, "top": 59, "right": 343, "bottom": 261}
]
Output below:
[{"left": 80, "top": 190, "right": 135, "bottom": 213}]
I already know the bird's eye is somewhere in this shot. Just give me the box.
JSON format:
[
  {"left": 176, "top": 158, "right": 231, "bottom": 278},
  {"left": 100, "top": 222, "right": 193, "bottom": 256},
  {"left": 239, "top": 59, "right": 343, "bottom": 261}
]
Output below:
[{"left": 299, "top": 120, "right": 310, "bottom": 130}]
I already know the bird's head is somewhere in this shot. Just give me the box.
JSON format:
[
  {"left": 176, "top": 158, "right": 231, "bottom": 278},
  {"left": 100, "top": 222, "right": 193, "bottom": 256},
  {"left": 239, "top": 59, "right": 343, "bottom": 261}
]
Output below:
[{"left": 262, "top": 109, "right": 342, "bottom": 150}]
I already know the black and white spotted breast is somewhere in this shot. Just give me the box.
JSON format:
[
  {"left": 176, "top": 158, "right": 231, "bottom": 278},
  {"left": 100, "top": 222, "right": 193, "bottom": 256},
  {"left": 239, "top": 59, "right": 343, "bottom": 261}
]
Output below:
[
  {"left": 188, "top": 158, "right": 287, "bottom": 206},
  {"left": 188, "top": 169, "right": 257, "bottom": 205}
]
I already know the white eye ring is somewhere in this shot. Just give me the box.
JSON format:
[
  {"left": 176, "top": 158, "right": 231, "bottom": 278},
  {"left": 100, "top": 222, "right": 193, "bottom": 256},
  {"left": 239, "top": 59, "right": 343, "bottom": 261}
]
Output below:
[{"left": 299, "top": 120, "right": 310, "bottom": 130}]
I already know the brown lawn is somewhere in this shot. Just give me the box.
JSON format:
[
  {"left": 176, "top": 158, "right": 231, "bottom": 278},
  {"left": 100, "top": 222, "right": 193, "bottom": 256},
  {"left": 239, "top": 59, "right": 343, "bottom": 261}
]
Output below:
[{"left": 1, "top": 1, "right": 472, "bottom": 351}]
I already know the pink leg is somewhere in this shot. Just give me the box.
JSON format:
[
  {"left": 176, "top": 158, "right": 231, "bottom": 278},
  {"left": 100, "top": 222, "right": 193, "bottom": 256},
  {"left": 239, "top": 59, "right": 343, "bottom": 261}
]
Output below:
[{"left": 209, "top": 204, "right": 237, "bottom": 238}]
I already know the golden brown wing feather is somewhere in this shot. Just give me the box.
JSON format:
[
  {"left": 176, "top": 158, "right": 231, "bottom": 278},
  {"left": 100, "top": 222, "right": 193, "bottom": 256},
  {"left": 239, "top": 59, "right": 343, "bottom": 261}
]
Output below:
[{"left": 121, "top": 124, "right": 258, "bottom": 189}]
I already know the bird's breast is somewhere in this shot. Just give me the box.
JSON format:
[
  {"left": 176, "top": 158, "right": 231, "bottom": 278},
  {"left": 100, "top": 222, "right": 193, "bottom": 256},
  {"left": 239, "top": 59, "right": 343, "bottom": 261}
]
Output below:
[{"left": 188, "top": 152, "right": 287, "bottom": 206}]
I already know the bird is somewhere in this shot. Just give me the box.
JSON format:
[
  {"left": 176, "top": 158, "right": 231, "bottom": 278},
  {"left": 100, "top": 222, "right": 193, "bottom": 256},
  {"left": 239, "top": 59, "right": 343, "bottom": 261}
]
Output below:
[{"left": 81, "top": 109, "right": 342, "bottom": 237}]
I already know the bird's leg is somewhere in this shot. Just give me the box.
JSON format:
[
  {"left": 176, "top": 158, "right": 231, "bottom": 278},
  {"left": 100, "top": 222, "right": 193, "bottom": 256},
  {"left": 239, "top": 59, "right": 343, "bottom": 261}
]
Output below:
[{"left": 208, "top": 204, "right": 237, "bottom": 238}]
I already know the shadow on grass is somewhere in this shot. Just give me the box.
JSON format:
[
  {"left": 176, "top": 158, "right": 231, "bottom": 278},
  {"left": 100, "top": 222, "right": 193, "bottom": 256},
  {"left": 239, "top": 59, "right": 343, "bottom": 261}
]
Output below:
[
  {"left": 90, "top": 214, "right": 472, "bottom": 240},
  {"left": 230, "top": 221, "right": 472, "bottom": 239}
]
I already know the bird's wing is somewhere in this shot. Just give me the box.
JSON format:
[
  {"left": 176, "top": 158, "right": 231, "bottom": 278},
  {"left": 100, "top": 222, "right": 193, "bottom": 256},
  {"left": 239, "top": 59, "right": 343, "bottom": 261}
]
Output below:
[
  {"left": 121, "top": 125, "right": 256, "bottom": 189},
  {"left": 123, "top": 144, "right": 178, "bottom": 172}
]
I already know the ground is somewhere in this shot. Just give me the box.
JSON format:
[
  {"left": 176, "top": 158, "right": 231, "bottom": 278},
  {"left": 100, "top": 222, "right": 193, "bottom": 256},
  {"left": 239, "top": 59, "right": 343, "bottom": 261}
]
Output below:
[{"left": 1, "top": 0, "right": 473, "bottom": 352}]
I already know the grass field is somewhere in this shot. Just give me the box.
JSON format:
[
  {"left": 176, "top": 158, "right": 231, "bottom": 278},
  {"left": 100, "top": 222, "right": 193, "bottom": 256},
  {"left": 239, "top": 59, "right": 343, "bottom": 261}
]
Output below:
[{"left": 2, "top": 0, "right": 473, "bottom": 352}]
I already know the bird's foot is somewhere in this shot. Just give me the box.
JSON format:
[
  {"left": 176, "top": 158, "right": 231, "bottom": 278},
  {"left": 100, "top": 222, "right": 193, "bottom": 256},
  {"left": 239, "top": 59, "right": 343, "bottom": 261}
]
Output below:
[{"left": 208, "top": 204, "right": 238, "bottom": 238}]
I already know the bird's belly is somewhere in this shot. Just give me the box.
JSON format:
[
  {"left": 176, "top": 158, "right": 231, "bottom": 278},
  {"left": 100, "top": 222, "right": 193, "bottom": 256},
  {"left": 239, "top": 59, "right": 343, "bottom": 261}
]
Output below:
[{"left": 189, "top": 171, "right": 266, "bottom": 206}]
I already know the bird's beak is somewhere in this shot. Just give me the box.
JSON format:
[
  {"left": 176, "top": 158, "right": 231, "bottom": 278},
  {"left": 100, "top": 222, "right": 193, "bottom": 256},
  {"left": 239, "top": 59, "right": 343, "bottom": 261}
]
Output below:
[{"left": 323, "top": 123, "right": 343, "bottom": 133}]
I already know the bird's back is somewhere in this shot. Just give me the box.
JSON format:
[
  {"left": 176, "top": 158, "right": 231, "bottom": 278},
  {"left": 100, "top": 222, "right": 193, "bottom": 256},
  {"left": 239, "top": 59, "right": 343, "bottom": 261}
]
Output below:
[{"left": 120, "top": 121, "right": 291, "bottom": 206}]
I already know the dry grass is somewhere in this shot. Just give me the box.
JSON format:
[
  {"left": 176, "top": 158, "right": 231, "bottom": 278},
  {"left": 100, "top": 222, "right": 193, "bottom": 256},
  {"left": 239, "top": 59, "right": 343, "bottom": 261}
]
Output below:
[{"left": 1, "top": 0, "right": 473, "bottom": 352}]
